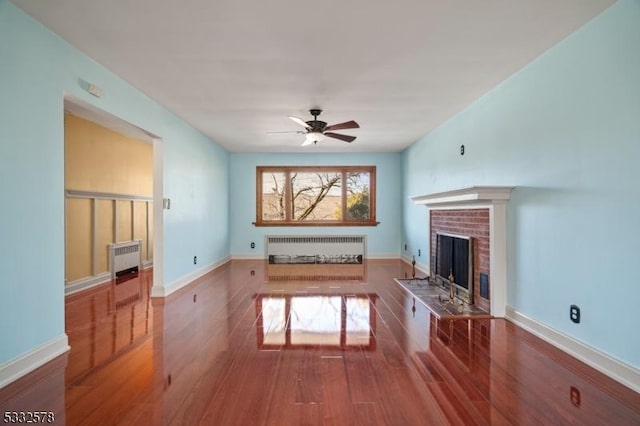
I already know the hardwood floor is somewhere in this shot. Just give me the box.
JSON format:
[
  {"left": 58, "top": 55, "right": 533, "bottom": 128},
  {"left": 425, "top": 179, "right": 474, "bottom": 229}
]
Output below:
[{"left": 1, "top": 260, "right": 639, "bottom": 425}]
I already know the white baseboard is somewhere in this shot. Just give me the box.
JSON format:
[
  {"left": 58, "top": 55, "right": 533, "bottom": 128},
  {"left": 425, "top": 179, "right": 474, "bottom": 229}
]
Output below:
[
  {"left": 0, "top": 334, "right": 70, "bottom": 389},
  {"left": 230, "top": 254, "right": 265, "bottom": 260},
  {"left": 505, "top": 306, "right": 640, "bottom": 393},
  {"left": 151, "top": 256, "right": 231, "bottom": 298},
  {"left": 65, "top": 272, "right": 111, "bottom": 295},
  {"left": 367, "top": 253, "right": 401, "bottom": 260},
  {"left": 230, "top": 254, "right": 402, "bottom": 261},
  {"left": 65, "top": 263, "right": 154, "bottom": 296}
]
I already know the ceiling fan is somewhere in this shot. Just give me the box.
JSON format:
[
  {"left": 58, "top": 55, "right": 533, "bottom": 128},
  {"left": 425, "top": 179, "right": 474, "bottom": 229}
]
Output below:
[{"left": 270, "top": 109, "right": 359, "bottom": 146}]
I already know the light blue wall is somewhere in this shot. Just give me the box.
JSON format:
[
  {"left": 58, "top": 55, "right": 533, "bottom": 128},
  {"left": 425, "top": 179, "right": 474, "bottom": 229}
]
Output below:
[
  {"left": 161, "top": 127, "right": 229, "bottom": 286},
  {"left": 230, "top": 153, "right": 402, "bottom": 258},
  {"left": 0, "top": 2, "right": 229, "bottom": 364},
  {"left": 402, "top": 0, "right": 640, "bottom": 368}
]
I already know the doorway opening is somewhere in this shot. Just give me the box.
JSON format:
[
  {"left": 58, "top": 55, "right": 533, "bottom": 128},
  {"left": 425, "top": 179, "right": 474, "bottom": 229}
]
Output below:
[{"left": 63, "top": 97, "right": 163, "bottom": 297}]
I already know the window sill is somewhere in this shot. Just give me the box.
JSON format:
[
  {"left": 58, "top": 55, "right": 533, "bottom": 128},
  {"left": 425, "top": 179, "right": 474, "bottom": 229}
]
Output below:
[{"left": 253, "top": 221, "right": 380, "bottom": 227}]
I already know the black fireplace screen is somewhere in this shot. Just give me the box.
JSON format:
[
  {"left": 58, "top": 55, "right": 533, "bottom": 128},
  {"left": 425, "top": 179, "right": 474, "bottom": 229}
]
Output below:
[{"left": 435, "top": 233, "right": 471, "bottom": 290}]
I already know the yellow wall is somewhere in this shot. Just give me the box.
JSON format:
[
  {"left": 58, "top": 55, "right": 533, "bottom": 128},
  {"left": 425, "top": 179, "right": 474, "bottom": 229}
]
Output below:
[
  {"left": 65, "top": 113, "right": 153, "bottom": 283},
  {"left": 65, "top": 114, "right": 152, "bottom": 195}
]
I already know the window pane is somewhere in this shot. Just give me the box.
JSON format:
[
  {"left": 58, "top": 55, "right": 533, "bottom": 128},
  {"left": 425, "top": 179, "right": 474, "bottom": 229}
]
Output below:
[
  {"left": 346, "top": 172, "right": 370, "bottom": 221},
  {"left": 262, "top": 172, "right": 286, "bottom": 221},
  {"left": 290, "top": 172, "right": 342, "bottom": 221}
]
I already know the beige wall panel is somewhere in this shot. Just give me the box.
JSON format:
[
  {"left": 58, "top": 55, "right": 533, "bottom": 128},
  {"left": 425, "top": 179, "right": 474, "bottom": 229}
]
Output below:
[
  {"left": 133, "top": 201, "right": 148, "bottom": 260},
  {"left": 65, "top": 114, "right": 152, "bottom": 196},
  {"left": 96, "top": 200, "right": 115, "bottom": 274},
  {"left": 117, "top": 200, "right": 133, "bottom": 243},
  {"left": 66, "top": 198, "right": 92, "bottom": 283}
]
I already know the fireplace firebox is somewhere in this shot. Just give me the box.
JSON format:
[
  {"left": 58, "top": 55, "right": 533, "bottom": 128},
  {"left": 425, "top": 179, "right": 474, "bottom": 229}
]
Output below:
[{"left": 434, "top": 233, "right": 473, "bottom": 305}]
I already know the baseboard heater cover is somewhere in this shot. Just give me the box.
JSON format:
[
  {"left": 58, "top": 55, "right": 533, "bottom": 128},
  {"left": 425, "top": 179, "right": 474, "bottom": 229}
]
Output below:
[
  {"left": 268, "top": 274, "right": 365, "bottom": 281},
  {"left": 269, "top": 254, "right": 363, "bottom": 264},
  {"left": 109, "top": 240, "right": 142, "bottom": 280},
  {"left": 266, "top": 235, "right": 366, "bottom": 265}
]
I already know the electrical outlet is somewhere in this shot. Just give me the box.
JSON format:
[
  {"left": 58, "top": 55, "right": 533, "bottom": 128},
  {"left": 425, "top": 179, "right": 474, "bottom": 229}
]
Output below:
[
  {"left": 418, "top": 249, "right": 421, "bottom": 257},
  {"left": 250, "top": 242, "right": 255, "bottom": 249},
  {"left": 404, "top": 244, "right": 407, "bottom": 251},
  {"left": 193, "top": 256, "right": 197, "bottom": 265},
  {"left": 570, "top": 305, "right": 580, "bottom": 323}
]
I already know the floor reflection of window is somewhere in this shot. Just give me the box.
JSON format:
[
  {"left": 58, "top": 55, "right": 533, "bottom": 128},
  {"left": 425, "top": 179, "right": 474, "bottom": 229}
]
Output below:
[
  {"left": 346, "top": 297, "right": 370, "bottom": 346},
  {"left": 291, "top": 296, "right": 341, "bottom": 345},
  {"left": 261, "top": 297, "right": 286, "bottom": 345},
  {"left": 257, "top": 294, "right": 376, "bottom": 349}
]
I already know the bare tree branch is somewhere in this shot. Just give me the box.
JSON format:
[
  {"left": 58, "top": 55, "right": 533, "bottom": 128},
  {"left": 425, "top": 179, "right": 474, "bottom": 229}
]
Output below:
[{"left": 296, "top": 174, "right": 341, "bottom": 220}]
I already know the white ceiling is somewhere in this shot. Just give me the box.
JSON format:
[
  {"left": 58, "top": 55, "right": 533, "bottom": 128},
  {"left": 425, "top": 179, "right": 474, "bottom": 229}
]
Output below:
[{"left": 13, "top": 0, "right": 614, "bottom": 153}]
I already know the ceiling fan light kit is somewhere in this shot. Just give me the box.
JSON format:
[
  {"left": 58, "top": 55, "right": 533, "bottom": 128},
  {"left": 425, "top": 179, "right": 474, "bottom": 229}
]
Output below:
[
  {"left": 303, "top": 132, "right": 325, "bottom": 146},
  {"left": 276, "top": 109, "right": 359, "bottom": 146}
]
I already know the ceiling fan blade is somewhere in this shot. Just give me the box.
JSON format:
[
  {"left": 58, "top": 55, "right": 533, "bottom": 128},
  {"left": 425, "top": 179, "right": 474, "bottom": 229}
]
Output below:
[
  {"left": 266, "top": 130, "right": 305, "bottom": 135},
  {"left": 289, "top": 116, "right": 311, "bottom": 129},
  {"left": 325, "top": 132, "right": 356, "bottom": 143},
  {"left": 324, "top": 120, "right": 359, "bottom": 132}
]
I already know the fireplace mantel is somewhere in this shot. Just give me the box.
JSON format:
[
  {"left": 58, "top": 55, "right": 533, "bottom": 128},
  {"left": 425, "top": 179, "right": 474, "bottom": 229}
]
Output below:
[
  {"left": 410, "top": 186, "right": 514, "bottom": 317},
  {"left": 410, "top": 186, "right": 514, "bottom": 207}
]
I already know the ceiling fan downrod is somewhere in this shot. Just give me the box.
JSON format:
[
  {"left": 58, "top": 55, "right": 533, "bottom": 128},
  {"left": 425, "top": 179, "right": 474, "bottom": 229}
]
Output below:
[{"left": 309, "top": 109, "right": 322, "bottom": 121}]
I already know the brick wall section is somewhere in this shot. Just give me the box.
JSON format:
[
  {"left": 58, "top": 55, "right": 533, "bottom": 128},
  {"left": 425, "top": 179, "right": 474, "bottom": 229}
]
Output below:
[{"left": 430, "top": 209, "right": 490, "bottom": 312}]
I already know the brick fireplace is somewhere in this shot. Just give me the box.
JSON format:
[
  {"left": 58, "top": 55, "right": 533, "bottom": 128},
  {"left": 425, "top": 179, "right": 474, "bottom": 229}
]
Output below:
[
  {"left": 431, "top": 209, "right": 490, "bottom": 312},
  {"left": 411, "top": 186, "right": 513, "bottom": 317}
]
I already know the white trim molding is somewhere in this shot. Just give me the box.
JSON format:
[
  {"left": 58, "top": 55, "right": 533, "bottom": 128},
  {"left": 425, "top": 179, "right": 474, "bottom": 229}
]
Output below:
[
  {"left": 506, "top": 306, "right": 640, "bottom": 393},
  {"left": 410, "top": 186, "right": 514, "bottom": 317},
  {"left": 152, "top": 138, "right": 164, "bottom": 298},
  {"left": 365, "top": 253, "right": 401, "bottom": 260},
  {"left": 410, "top": 186, "right": 514, "bottom": 206},
  {"left": 0, "top": 334, "right": 70, "bottom": 388},
  {"left": 231, "top": 254, "right": 266, "bottom": 261},
  {"left": 151, "top": 256, "right": 231, "bottom": 298},
  {"left": 231, "top": 254, "right": 402, "bottom": 261},
  {"left": 65, "top": 272, "right": 111, "bottom": 295}
]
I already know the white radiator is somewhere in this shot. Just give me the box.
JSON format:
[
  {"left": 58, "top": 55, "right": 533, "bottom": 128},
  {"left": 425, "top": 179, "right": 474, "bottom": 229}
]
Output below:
[
  {"left": 109, "top": 240, "right": 142, "bottom": 279},
  {"left": 266, "top": 235, "right": 365, "bottom": 264}
]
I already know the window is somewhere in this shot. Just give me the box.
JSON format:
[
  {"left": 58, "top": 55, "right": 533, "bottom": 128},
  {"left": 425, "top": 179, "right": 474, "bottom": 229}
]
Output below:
[{"left": 256, "top": 166, "right": 377, "bottom": 226}]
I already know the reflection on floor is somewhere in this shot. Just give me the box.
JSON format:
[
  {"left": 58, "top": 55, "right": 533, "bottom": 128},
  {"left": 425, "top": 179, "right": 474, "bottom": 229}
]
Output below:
[
  {"left": 255, "top": 292, "right": 377, "bottom": 349},
  {"left": 1, "top": 260, "right": 639, "bottom": 425},
  {"left": 266, "top": 262, "right": 366, "bottom": 281},
  {"left": 65, "top": 271, "right": 152, "bottom": 385}
]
